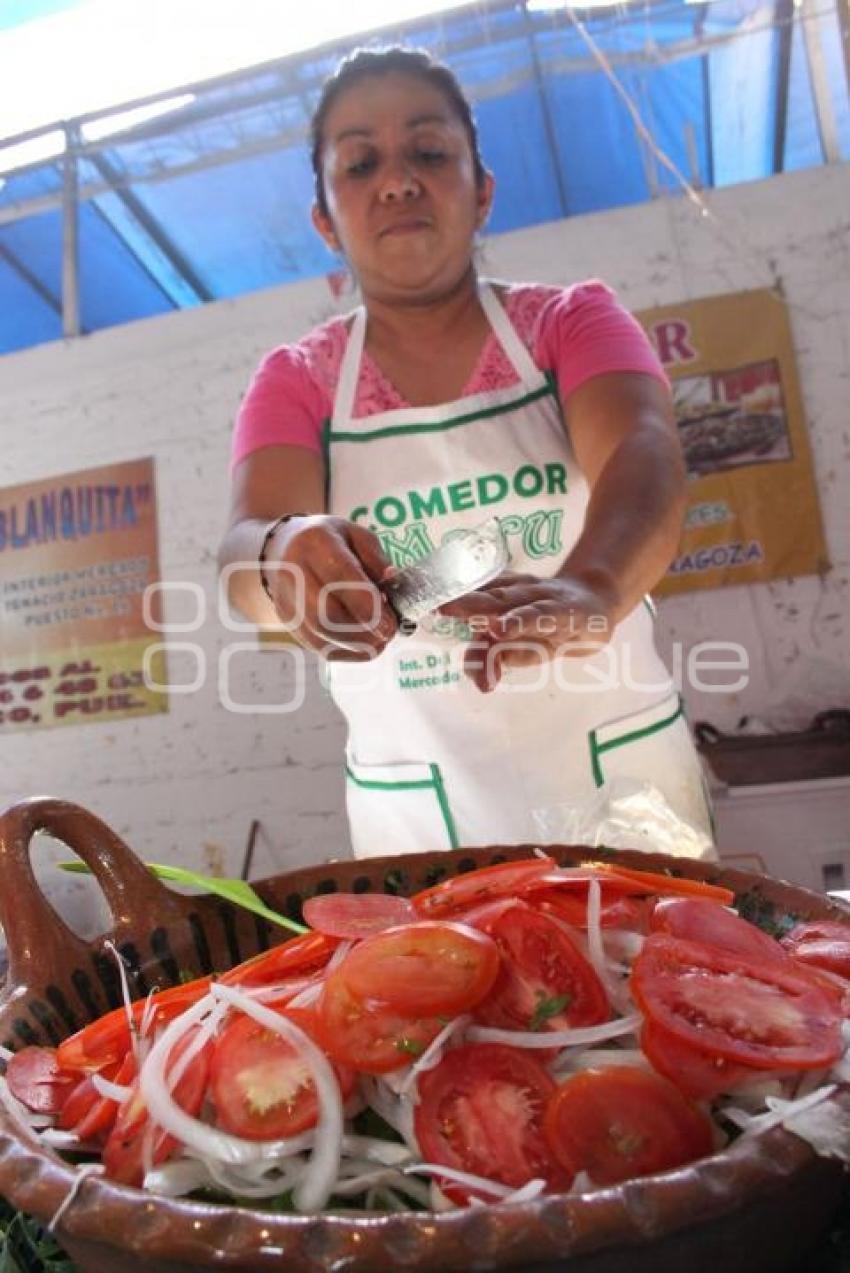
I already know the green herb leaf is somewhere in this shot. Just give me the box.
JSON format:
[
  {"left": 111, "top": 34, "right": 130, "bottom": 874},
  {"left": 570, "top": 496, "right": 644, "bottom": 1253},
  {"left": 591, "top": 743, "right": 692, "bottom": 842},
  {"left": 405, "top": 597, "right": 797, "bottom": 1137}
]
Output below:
[
  {"left": 395, "top": 1037, "right": 425, "bottom": 1056},
  {"left": 57, "top": 861, "right": 307, "bottom": 935},
  {"left": 528, "top": 991, "right": 571, "bottom": 1031}
]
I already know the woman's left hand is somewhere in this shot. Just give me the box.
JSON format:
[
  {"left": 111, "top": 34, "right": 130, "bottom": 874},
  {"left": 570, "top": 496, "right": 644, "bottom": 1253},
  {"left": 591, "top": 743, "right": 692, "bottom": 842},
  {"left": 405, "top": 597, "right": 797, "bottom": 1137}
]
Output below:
[{"left": 437, "top": 571, "right": 618, "bottom": 692}]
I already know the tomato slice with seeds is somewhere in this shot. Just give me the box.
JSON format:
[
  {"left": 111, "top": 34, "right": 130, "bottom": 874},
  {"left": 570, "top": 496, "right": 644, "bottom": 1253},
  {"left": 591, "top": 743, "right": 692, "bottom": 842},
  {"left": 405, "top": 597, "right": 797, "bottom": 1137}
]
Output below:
[
  {"left": 5, "top": 1046, "right": 77, "bottom": 1114},
  {"left": 59, "top": 1051, "right": 137, "bottom": 1142},
  {"left": 415, "top": 1043, "right": 568, "bottom": 1202},
  {"left": 316, "top": 971, "right": 444, "bottom": 1074},
  {"left": 781, "top": 920, "right": 850, "bottom": 980},
  {"left": 336, "top": 921, "right": 500, "bottom": 1018},
  {"left": 650, "top": 897, "right": 790, "bottom": 963},
  {"left": 220, "top": 930, "right": 339, "bottom": 988},
  {"left": 536, "top": 889, "right": 647, "bottom": 932},
  {"left": 302, "top": 892, "right": 416, "bottom": 939},
  {"left": 632, "top": 934, "right": 843, "bottom": 1071},
  {"left": 411, "top": 858, "right": 556, "bottom": 918},
  {"left": 210, "top": 1005, "right": 354, "bottom": 1139},
  {"left": 56, "top": 976, "right": 213, "bottom": 1073},
  {"left": 101, "top": 1029, "right": 212, "bottom": 1187},
  {"left": 640, "top": 1021, "right": 771, "bottom": 1100},
  {"left": 543, "top": 1066, "right": 714, "bottom": 1185},
  {"left": 473, "top": 902, "right": 609, "bottom": 1033}
]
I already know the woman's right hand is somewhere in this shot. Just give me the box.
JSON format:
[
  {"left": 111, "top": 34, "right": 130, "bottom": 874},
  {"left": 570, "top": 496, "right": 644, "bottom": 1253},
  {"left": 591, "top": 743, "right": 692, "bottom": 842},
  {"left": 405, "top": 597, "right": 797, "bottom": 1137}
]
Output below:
[{"left": 263, "top": 514, "right": 398, "bottom": 659}]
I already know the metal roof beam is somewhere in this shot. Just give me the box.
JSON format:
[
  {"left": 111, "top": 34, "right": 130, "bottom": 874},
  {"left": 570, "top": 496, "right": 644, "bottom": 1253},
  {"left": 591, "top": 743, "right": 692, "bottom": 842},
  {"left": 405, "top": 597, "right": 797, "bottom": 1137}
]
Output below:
[
  {"left": 800, "top": 0, "right": 842, "bottom": 161},
  {"left": 0, "top": 243, "right": 62, "bottom": 315},
  {"left": 87, "top": 151, "right": 213, "bottom": 303},
  {"left": 772, "top": 0, "right": 795, "bottom": 173}
]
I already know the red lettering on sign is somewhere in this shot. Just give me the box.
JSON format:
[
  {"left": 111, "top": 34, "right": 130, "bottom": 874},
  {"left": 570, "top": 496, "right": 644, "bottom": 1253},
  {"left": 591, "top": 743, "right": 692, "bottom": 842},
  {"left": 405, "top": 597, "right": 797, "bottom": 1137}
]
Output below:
[{"left": 650, "top": 319, "right": 697, "bottom": 366}]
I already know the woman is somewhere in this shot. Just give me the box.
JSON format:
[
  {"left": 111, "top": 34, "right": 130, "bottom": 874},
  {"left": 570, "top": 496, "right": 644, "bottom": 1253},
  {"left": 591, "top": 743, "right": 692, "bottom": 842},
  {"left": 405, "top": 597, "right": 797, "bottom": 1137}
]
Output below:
[{"left": 219, "top": 47, "right": 713, "bottom": 860}]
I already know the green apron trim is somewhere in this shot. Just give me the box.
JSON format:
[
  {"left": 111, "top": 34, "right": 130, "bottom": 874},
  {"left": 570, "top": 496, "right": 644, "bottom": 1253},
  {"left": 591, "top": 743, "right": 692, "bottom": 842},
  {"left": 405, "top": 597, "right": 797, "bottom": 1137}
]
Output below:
[
  {"left": 345, "top": 762, "right": 459, "bottom": 849},
  {"left": 430, "top": 763, "right": 460, "bottom": 850},
  {"left": 588, "top": 697, "right": 684, "bottom": 788},
  {"left": 327, "top": 383, "right": 553, "bottom": 444}
]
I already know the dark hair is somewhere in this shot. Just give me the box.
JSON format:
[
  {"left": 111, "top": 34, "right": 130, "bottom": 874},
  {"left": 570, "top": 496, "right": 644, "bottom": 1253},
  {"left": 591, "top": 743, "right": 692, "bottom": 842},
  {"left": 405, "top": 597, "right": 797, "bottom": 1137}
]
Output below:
[{"left": 310, "top": 46, "right": 487, "bottom": 217}]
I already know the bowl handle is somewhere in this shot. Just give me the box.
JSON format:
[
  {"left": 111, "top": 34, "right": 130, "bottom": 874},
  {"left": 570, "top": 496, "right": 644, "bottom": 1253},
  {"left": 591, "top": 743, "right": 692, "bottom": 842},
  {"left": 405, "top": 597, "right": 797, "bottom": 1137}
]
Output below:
[{"left": 0, "top": 796, "right": 192, "bottom": 993}]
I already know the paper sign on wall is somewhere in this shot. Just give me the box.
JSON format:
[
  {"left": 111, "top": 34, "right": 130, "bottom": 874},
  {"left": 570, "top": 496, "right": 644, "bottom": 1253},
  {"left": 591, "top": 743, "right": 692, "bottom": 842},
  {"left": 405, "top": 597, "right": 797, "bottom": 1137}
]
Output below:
[
  {"left": 0, "top": 457, "right": 167, "bottom": 731},
  {"left": 636, "top": 289, "right": 828, "bottom": 596}
]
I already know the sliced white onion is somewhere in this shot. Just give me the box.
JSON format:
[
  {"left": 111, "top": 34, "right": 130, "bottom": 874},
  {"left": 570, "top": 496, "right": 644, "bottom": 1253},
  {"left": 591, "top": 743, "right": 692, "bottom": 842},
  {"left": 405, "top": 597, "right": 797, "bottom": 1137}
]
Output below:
[
  {"left": 467, "top": 1014, "right": 641, "bottom": 1050},
  {"left": 398, "top": 1016, "right": 469, "bottom": 1098},
  {"left": 553, "top": 1047, "right": 649, "bottom": 1075},
  {"left": 568, "top": 1170, "right": 597, "bottom": 1194},
  {"left": 210, "top": 981, "right": 344, "bottom": 1212},
  {"left": 139, "top": 994, "right": 314, "bottom": 1166},
  {"left": 0, "top": 1074, "right": 47, "bottom": 1134},
  {"left": 332, "top": 1168, "right": 432, "bottom": 1206},
  {"left": 138, "top": 989, "right": 157, "bottom": 1041},
  {"left": 341, "top": 1134, "right": 413, "bottom": 1166},
  {"left": 198, "top": 1153, "right": 305, "bottom": 1199},
  {"left": 287, "top": 980, "right": 323, "bottom": 1010},
  {"left": 404, "top": 1161, "right": 514, "bottom": 1198},
  {"left": 603, "top": 930, "right": 645, "bottom": 961},
  {"left": 144, "top": 1157, "right": 216, "bottom": 1197},
  {"left": 724, "top": 1084, "right": 837, "bottom": 1135},
  {"left": 104, "top": 940, "right": 138, "bottom": 1063},
  {"left": 39, "top": 1128, "right": 82, "bottom": 1148},
  {"left": 585, "top": 879, "right": 622, "bottom": 1006},
  {"left": 359, "top": 1076, "right": 419, "bottom": 1154},
  {"left": 91, "top": 1073, "right": 133, "bottom": 1104},
  {"left": 502, "top": 1177, "right": 547, "bottom": 1204}
]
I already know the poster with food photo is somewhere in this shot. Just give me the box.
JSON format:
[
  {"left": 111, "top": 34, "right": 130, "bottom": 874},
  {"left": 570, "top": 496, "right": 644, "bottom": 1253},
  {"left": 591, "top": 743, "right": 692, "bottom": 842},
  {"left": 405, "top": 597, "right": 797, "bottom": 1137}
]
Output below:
[{"left": 636, "top": 289, "right": 828, "bottom": 596}]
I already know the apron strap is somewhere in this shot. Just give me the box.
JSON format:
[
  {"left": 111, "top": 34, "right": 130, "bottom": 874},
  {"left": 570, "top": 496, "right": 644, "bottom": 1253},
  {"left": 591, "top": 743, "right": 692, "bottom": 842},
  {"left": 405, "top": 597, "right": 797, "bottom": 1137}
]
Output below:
[
  {"left": 478, "top": 282, "right": 546, "bottom": 391},
  {"left": 334, "top": 306, "right": 367, "bottom": 425}
]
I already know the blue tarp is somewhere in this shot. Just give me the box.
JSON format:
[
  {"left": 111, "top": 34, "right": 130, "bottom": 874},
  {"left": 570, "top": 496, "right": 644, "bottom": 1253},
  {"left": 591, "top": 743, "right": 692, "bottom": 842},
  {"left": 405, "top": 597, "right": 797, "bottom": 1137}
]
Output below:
[{"left": 1, "top": 0, "right": 847, "bottom": 356}]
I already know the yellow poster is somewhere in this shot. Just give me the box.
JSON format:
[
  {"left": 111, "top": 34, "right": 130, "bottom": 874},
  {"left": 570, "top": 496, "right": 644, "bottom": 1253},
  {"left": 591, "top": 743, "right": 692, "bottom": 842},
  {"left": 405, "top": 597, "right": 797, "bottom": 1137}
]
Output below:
[
  {"left": 636, "top": 289, "right": 828, "bottom": 596},
  {"left": 0, "top": 457, "right": 167, "bottom": 731}
]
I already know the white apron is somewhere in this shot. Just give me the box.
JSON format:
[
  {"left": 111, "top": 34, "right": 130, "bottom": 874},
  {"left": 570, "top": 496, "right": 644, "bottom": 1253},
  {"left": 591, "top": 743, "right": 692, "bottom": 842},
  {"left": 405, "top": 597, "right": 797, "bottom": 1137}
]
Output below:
[{"left": 322, "top": 284, "right": 713, "bottom": 859}]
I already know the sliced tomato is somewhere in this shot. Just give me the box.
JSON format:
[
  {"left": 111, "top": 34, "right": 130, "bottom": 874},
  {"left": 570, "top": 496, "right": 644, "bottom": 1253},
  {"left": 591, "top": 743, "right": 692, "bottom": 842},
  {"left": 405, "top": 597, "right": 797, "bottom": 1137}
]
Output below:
[
  {"left": 302, "top": 892, "right": 416, "bottom": 939},
  {"left": 101, "top": 1029, "right": 211, "bottom": 1187},
  {"left": 316, "top": 971, "right": 444, "bottom": 1074},
  {"left": 210, "top": 1005, "right": 354, "bottom": 1140},
  {"left": 587, "top": 863, "right": 735, "bottom": 906},
  {"left": 632, "top": 934, "right": 843, "bottom": 1071},
  {"left": 59, "top": 1051, "right": 137, "bottom": 1142},
  {"left": 537, "top": 889, "right": 648, "bottom": 932},
  {"left": 220, "top": 931, "right": 340, "bottom": 988},
  {"left": 650, "top": 897, "right": 789, "bottom": 963},
  {"left": 411, "top": 857, "right": 556, "bottom": 918},
  {"left": 543, "top": 1066, "right": 713, "bottom": 1185},
  {"left": 414, "top": 1043, "right": 568, "bottom": 1202},
  {"left": 56, "top": 976, "right": 212, "bottom": 1072},
  {"left": 336, "top": 921, "right": 500, "bottom": 1018},
  {"left": 5, "top": 1046, "right": 77, "bottom": 1114},
  {"left": 520, "top": 869, "right": 651, "bottom": 900},
  {"left": 473, "top": 902, "right": 609, "bottom": 1033},
  {"left": 781, "top": 920, "right": 850, "bottom": 980},
  {"left": 640, "top": 1021, "right": 769, "bottom": 1100}
]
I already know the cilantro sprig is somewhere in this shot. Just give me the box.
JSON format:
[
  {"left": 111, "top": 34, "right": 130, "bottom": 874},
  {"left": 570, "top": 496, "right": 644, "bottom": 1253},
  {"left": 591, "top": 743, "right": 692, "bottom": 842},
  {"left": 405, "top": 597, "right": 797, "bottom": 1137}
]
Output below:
[{"left": 528, "top": 992, "right": 571, "bottom": 1031}]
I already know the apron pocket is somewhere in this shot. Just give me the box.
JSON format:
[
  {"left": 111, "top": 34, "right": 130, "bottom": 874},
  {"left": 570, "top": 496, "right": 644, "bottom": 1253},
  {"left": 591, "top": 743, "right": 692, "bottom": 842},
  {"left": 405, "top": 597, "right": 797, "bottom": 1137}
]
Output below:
[
  {"left": 588, "top": 692, "right": 685, "bottom": 789},
  {"left": 345, "top": 755, "right": 460, "bottom": 859},
  {"left": 587, "top": 692, "right": 715, "bottom": 844}
]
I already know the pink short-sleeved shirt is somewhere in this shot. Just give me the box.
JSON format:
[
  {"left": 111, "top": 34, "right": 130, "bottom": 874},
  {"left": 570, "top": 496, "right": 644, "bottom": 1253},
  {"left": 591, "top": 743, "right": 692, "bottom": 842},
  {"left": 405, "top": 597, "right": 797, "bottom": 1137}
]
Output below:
[{"left": 231, "top": 281, "right": 667, "bottom": 468}]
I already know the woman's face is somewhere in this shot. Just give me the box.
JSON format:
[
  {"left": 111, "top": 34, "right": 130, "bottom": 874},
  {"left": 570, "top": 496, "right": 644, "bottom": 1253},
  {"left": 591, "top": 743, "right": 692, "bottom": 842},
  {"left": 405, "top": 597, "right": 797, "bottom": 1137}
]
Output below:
[{"left": 312, "top": 72, "right": 494, "bottom": 303}]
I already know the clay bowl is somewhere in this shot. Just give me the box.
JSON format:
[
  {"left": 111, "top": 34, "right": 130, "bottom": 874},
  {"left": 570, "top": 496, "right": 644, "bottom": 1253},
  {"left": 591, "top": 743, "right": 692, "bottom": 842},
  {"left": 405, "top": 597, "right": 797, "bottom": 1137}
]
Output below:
[{"left": 0, "top": 796, "right": 848, "bottom": 1273}]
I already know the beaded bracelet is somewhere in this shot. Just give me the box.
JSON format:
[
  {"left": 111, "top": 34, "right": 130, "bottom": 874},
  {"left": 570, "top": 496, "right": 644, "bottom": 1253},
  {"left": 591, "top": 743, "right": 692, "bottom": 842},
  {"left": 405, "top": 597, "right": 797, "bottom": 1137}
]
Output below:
[{"left": 257, "top": 513, "right": 307, "bottom": 600}]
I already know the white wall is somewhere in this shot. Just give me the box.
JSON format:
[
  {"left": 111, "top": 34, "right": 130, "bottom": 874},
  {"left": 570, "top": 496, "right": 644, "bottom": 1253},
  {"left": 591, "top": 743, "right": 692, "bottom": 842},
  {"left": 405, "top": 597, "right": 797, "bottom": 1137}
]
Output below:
[{"left": 1, "top": 163, "right": 848, "bottom": 933}]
